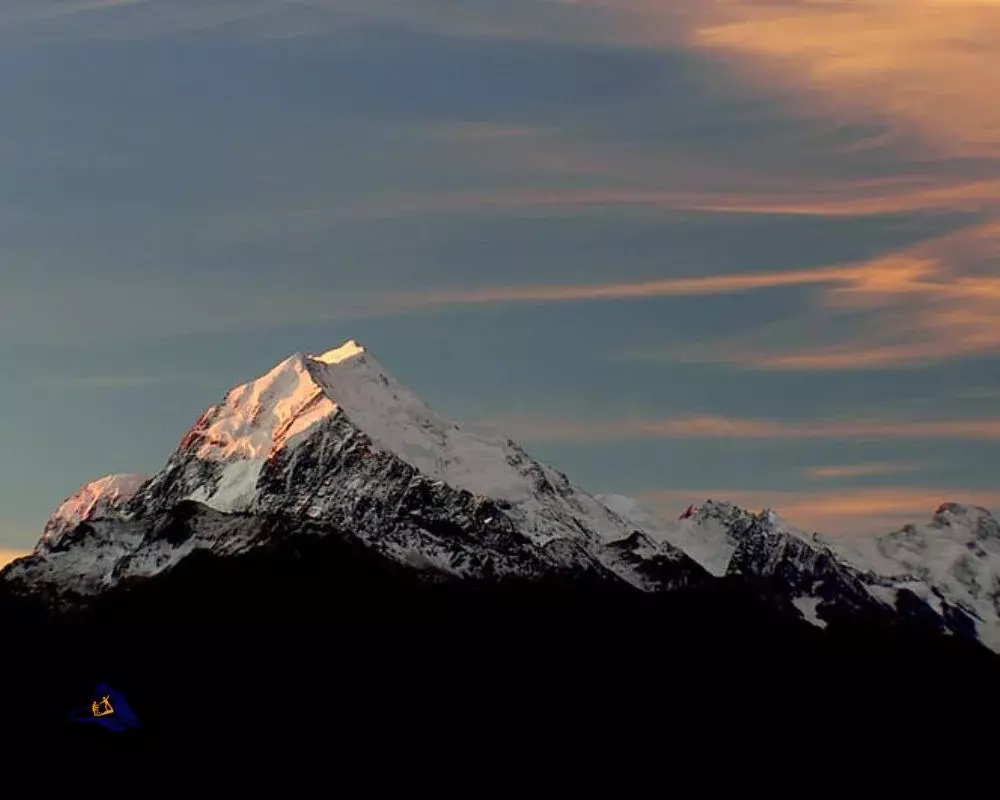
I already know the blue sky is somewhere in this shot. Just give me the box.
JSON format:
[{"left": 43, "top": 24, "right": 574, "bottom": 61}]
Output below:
[{"left": 2, "top": 0, "right": 1000, "bottom": 557}]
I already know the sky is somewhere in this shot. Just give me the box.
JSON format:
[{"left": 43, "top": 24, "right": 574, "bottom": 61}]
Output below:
[{"left": 2, "top": 0, "right": 1000, "bottom": 560}]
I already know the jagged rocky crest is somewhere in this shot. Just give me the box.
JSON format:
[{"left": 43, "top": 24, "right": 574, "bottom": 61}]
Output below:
[{"left": 3, "top": 340, "right": 999, "bottom": 659}]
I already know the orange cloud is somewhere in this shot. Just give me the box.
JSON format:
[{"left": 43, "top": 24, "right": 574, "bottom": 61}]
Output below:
[
  {"left": 391, "top": 263, "right": 861, "bottom": 307},
  {"left": 376, "top": 172, "right": 999, "bottom": 365},
  {"left": 354, "top": 2, "right": 1000, "bottom": 372},
  {"left": 696, "top": 220, "right": 1000, "bottom": 369},
  {"left": 378, "top": 202, "right": 1000, "bottom": 371},
  {"left": 692, "top": 0, "right": 1000, "bottom": 159},
  {"left": 488, "top": 413, "right": 1000, "bottom": 442},
  {"left": 549, "top": 2, "right": 997, "bottom": 371},
  {"left": 805, "top": 462, "right": 924, "bottom": 480},
  {"left": 178, "top": 1, "right": 1000, "bottom": 375},
  {"left": 634, "top": 486, "right": 1000, "bottom": 535},
  {"left": 688, "top": 180, "right": 1000, "bottom": 217},
  {"left": 592, "top": 214, "right": 993, "bottom": 372}
]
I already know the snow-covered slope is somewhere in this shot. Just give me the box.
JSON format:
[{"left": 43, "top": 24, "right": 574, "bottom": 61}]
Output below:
[
  {"left": 39, "top": 473, "right": 149, "bottom": 553},
  {"left": 600, "top": 495, "right": 750, "bottom": 577},
  {"left": 818, "top": 503, "right": 1000, "bottom": 651},
  {"left": 598, "top": 496, "right": 820, "bottom": 576}
]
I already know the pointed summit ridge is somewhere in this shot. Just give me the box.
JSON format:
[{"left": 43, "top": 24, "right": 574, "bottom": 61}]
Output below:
[{"left": 311, "top": 339, "right": 366, "bottom": 365}]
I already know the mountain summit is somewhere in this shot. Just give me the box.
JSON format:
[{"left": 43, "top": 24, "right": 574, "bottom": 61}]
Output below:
[{"left": 126, "top": 339, "right": 633, "bottom": 544}]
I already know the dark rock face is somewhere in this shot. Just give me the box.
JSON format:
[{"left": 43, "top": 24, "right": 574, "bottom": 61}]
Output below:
[
  {"left": 605, "top": 531, "right": 709, "bottom": 592},
  {"left": 893, "top": 587, "right": 949, "bottom": 635},
  {"left": 727, "top": 524, "right": 894, "bottom": 629},
  {"left": 248, "top": 414, "right": 547, "bottom": 579}
]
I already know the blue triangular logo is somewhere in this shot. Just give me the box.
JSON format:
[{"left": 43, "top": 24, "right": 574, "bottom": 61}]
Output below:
[{"left": 68, "top": 682, "right": 141, "bottom": 732}]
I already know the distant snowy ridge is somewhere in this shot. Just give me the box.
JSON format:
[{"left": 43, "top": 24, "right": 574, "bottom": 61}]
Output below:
[
  {"left": 597, "top": 493, "right": 1000, "bottom": 649},
  {"left": 821, "top": 503, "right": 1000, "bottom": 651}
]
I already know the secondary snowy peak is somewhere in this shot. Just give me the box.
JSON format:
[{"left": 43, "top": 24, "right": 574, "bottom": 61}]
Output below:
[
  {"left": 596, "top": 495, "right": 815, "bottom": 578},
  {"left": 39, "top": 473, "right": 149, "bottom": 552}
]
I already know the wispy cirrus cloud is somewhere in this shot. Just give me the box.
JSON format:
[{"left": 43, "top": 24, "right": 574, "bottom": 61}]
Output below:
[
  {"left": 804, "top": 461, "right": 925, "bottom": 480},
  {"left": 0, "top": 0, "right": 146, "bottom": 31},
  {"left": 640, "top": 220, "right": 1000, "bottom": 370},
  {"left": 669, "top": 0, "right": 1000, "bottom": 370},
  {"left": 486, "top": 413, "right": 1000, "bottom": 443},
  {"left": 323, "top": 177, "right": 1000, "bottom": 221},
  {"left": 390, "top": 263, "right": 862, "bottom": 307},
  {"left": 341, "top": 1, "right": 1000, "bottom": 373},
  {"left": 393, "top": 225, "right": 1000, "bottom": 370},
  {"left": 690, "top": 0, "right": 1000, "bottom": 160},
  {"left": 0, "top": 0, "right": 641, "bottom": 44}
]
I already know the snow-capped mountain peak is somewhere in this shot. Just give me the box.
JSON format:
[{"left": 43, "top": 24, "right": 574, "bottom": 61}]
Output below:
[
  {"left": 39, "top": 473, "right": 149, "bottom": 552},
  {"left": 119, "top": 341, "right": 645, "bottom": 557}
]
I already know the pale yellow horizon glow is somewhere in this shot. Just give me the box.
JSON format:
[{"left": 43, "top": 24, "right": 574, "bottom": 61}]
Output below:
[{"left": 0, "top": 549, "right": 29, "bottom": 569}]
